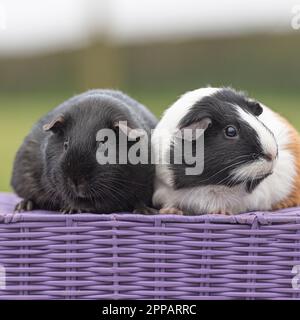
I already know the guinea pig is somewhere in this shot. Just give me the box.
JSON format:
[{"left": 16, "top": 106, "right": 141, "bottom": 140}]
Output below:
[
  {"left": 152, "top": 87, "right": 300, "bottom": 215},
  {"left": 11, "top": 89, "right": 158, "bottom": 214}
]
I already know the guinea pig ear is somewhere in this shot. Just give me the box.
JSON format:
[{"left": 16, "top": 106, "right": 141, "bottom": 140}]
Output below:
[
  {"left": 177, "top": 117, "right": 212, "bottom": 141},
  {"left": 248, "top": 101, "right": 263, "bottom": 116},
  {"left": 113, "top": 121, "right": 146, "bottom": 141},
  {"left": 43, "top": 114, "right": 65, "bottom": 133}
]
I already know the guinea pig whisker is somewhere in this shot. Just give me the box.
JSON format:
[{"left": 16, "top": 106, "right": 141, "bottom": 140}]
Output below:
[
  {"left": 227, "top": 154, "right": 253, "bottom": 161},
  {"left": 213, "top": 159, "right": 253, "bottom": 187},
  {"left": 103, "top": 183, "right": 130, "bottom": 202},
  {"left": 107, "top": 184, "right": 137, "bottom": 206},
  {"left": 227, "top": 162, "right": 258, "bottom": 188},
  {"left": 89, "top": 184, "right": 121, "bottom": 207},
  {"left": 227, "top": 168, "right": 247, "bottom": 187},
  {"left": 99, "top": 175, "right": 149, "bottom": 187},
  {"left": 94, "top": 183, "right": 126, "bottom": 208},
  {"left": 105, "top": 178, "right": 149, "bottom": 188},
  {"left": 39, "top": 188, "right": 55, "bottom": 210},
  {"left": 197, "top": 158, "right": 250, "bottom": 185},
  {"left": 84, "top": 189, "right": 97, "bottom": 203},
  {"left": 216, "top": 172, "right": 240, "bottom": 187}
]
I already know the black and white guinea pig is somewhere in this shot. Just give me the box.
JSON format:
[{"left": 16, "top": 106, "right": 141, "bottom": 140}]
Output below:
[
  {"left": 12, "top": 90, "right": 158, "bottom": 214},
  {"left": 152, "top": 87, "right": 300, "bottom": 215}
]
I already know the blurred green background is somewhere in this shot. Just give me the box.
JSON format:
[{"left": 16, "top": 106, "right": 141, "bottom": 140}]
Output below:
[{"left": 1, "top": 1, "right": 300, "bottom": 192}]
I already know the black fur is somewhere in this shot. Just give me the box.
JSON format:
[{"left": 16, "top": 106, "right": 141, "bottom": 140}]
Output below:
[
  {"left": 212, "top": 88, "right": 263, "bottom": 116},
  {"left": 11, "top": 90, "right": 158, "bottom": 213},
  {"left": 170, "top": 88, "right": 273, "bottom": 191}
]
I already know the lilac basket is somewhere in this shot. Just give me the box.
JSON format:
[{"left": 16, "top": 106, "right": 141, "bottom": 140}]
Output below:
[{"left": 0, "top": 193, "right": 300, "bottom": 300}]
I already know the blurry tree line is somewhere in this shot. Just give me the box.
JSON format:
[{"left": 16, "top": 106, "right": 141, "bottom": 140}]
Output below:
[{"left": 0, "top": 33, "right": 299, "bottom": 95}]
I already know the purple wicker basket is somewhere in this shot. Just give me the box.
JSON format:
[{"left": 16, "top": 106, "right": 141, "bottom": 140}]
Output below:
[{"left": 0, "top": 192, "right": 300, "bottom": 300}]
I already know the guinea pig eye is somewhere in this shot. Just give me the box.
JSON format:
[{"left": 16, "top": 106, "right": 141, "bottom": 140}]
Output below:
[
  {"left": 63, "top": 139, "right": 70, "bottom": 151},
  {"left": 224, "top": 126, "right": 238, "bottom": 139}
]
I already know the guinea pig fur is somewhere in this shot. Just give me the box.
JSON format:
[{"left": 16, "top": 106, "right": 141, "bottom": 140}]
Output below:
[
  {"left": 11, "top": 90, "right": 158, "bottom": 214},
  {"left": 152, "top": 87, "right": 300, "bottom": 215}
]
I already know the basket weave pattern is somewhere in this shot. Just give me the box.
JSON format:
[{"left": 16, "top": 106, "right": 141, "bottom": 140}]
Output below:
[{"left": 0, "top": 193, "right": 300, "bottom": 300}]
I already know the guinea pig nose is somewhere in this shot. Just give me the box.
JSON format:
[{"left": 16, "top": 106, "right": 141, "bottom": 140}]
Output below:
[{"left": 263, "top": 153, "right": 275, "bottom": 162}]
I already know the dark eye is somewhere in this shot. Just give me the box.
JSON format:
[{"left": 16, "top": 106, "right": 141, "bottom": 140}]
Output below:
[
  {"left": 63, "top": 139, "right": 69, "bottom": 151},
  {"left": 224, "top": 126, "right": 238, "bottom": 138}
]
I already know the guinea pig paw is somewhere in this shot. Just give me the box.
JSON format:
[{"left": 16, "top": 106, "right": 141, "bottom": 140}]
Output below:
[
  {"left": 61, "top": 208, "right": 82, "bottom": 215},
  {"left": 14, "top": 200, "right": 34, "bottom": 213},
  {"left": 215, "top": 209, "right": 233, "bottom": 215},
  {"left": 133, "top": 206, "right": 159, "bottom": 215},
  {"left": 159, "top": 207, "right": 184, "bottom": 215}
]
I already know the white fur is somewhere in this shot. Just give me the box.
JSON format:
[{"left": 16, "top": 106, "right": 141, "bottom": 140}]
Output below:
[
  {"left": 230, "top": 105, "right": 278, "bottom": 182},
  {"left": 152, "top": 87, "right": 297, "bottom": 214},
  {"left": 237, "top": 106, "right": 278, "bottom": 159}
]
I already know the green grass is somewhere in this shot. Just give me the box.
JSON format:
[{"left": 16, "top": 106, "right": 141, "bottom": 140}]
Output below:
[{"left": 1, "top": 90, "right": 299, "bottom": 192}]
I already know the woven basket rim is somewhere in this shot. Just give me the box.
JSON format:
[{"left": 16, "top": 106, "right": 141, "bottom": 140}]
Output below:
[
  {"left": 1, "top": 210, "right": 300, "bottom": 226},
  {"left": 1, "top": 192, "right": 300, "bottom": 225}
]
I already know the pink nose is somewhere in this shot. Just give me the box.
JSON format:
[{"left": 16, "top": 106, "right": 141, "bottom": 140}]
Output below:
[{"left": 264, "top": 153, "right": 276, "bottom": 162}]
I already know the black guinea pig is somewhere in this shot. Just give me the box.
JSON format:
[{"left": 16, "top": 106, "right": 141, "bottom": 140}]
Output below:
[{"left": 11, "top": 90, "right": 158, "bottom": 214}]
